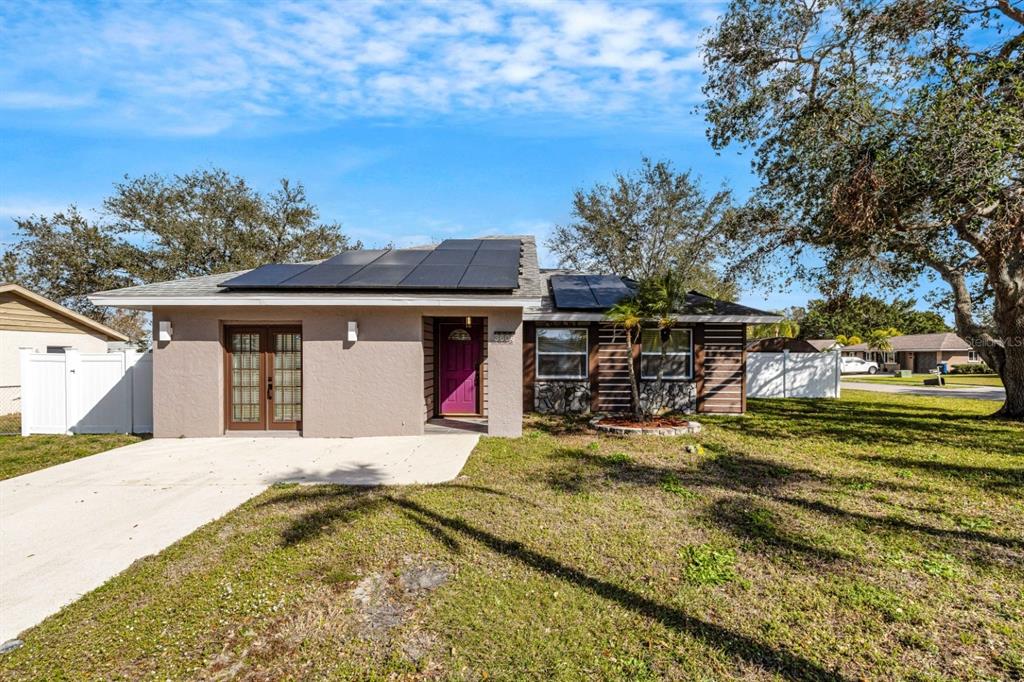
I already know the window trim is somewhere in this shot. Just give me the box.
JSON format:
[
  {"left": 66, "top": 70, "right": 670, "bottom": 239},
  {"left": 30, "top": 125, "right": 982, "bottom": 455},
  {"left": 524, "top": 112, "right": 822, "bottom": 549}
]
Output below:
[
  {"left": 640, "top": 328, "right": 694, "bottom": 380},
  {"left": 535, "top": 327, "right": 589, "bottom": 380},
  {"left": 968, "top": 350, "right": 980, "bottom": 362}
]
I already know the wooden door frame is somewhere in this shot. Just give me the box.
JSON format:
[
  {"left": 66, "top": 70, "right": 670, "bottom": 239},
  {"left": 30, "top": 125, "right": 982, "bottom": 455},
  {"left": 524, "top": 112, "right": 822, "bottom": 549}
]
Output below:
[
  {"left": 223, "top": 325, "right": 303, "bottom": 432},
  {"left": 435, "top": 317, "right": 483, "bottom": 417}
]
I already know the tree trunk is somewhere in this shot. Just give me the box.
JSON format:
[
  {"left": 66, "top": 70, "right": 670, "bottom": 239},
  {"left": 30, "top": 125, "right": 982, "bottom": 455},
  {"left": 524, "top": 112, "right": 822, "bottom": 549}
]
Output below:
[{"left": 994, "top": 340, "right": 1024, "bottom": 419}]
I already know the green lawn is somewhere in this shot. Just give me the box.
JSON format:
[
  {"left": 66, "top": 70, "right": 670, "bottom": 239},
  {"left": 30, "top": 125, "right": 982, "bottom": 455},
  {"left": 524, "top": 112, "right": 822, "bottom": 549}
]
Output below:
[
  {"left": 847, "top": 373, "right": 1004, "bottom": 387},
  {"left": 2, "top": 391, "right": 1022, "bottom": 680},
  {"left": 0, "top": 434, "right": 141, "bottom": 481}
]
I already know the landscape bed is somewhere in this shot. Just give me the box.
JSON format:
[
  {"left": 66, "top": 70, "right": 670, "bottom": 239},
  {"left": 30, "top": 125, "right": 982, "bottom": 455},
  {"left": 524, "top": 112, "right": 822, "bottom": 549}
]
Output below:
[{"left": 1, "top": 390, "right": 1021, "bottom": 680}]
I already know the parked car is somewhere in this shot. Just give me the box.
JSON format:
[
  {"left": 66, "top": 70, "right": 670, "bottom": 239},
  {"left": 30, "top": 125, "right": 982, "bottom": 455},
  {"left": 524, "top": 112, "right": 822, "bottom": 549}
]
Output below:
[{"left": 840, "top": 356, "right": 879, "bottom": 375}]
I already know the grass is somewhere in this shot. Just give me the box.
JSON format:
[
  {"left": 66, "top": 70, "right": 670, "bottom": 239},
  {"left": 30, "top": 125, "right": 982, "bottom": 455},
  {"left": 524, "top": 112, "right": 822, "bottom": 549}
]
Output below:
[
  {"left": 2, "top": 390, "right": 1022, "bottom": 680},
  {"left": 0, "top": 434, "right": 141, "bottom": 480},
  {"left": 847, "top": 373, "right": 1004, "bottom": 387}
]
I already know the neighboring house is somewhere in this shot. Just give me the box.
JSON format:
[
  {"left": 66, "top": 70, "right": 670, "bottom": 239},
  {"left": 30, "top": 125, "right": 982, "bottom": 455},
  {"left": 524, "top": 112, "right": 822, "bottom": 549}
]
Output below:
[
  {"left": 90, "top": 236, "right": 779, "bottom": 439},
  {"left": 1, "top": 282, "right": 129, "bottom": 405},
  {"left": 842, "top": 332, "right": 979, "bottom": 372},
  {"left": 746, "top": 337, "right": 822, "bottom": 353},
  {"left": 806, "top": 339, "right": 841, "bottom": 352}
]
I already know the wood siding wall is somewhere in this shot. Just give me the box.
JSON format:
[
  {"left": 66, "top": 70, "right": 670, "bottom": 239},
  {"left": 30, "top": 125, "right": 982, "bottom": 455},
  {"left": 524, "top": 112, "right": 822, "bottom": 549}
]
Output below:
[
  {"left": 523, "top": 321, "right": 747, "bottom": 414},
  {"left": 698, "top": 324, "right": 745, "bottom": 414},
  {"left": 596, "top": 325, "right": 633, "bottom": 412},
  {"left": 0, "top": 292, "right": 97, "bottom": 335}
]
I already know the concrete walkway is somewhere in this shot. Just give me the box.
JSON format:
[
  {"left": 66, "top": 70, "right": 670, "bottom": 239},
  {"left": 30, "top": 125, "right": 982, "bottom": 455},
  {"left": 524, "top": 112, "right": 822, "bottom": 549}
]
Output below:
[
  {"left": 0, "top": 434, "right": 478, "bottom": 643},
  {"left": 842, "top": 381, "right": 1005, "bottom": 402}
]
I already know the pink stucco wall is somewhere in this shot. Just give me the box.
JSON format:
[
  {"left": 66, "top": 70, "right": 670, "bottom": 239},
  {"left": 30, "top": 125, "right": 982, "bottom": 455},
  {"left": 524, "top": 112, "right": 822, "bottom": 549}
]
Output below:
[{"left": 150, "top": 305, "right": 522, "bottom": 438}]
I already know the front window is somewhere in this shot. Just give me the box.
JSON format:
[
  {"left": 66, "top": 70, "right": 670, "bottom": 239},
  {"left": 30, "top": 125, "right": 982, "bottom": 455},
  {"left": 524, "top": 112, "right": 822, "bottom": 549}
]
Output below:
[
  {"left": 536, "top": 328, "right": 588, "bottom": 379},
  {"left": 641, "top": 328, "right": 693, "bottom": 379},
  {"left": 968, "top": 350, "right": 980, "bottom": 362}
]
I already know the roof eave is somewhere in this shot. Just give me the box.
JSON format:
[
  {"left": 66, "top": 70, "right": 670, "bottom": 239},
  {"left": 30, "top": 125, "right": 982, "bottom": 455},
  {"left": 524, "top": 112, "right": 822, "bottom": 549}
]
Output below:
[
  {"left": 525, "top": 311, "right": 783, "bottom": 323},
  {"left": 88, "top": 293, "right": 540, "bottom": 310}
]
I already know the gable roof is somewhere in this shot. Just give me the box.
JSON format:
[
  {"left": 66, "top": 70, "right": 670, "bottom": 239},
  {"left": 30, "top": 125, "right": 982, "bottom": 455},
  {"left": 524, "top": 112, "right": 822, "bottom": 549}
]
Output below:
[
  {"left": 0, "top": 283, "right": 129, "bottom": 341},
  {"left": 843, "top": 332, "right": 969, "bottom": 352},
  {"left": 747, "top": 337, "right": 822, "bottom": 353},
  {"left": 807, "top": 339, "right": 840, "bottom": 352},
  {"left": 524, "top": 269, "right": 781, "bottom": 323},
  {"left": 89, "top": 236, "right": 543, "bottom": 310}
]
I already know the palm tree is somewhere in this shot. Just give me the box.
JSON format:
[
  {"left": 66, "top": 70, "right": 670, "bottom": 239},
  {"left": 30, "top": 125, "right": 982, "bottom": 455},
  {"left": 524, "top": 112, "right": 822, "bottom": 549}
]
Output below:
[
  {"left": 640, "top": 272, "right": 688, "bottom": 415},
  {"left": 606, "top": 272, "right": 689, "bottom": 420},
  {"left": 865, "top": 327, "right": 900, "bottom": 365},
  {"left": 605, "top": 298, "right": 645, "bottom": 420}
]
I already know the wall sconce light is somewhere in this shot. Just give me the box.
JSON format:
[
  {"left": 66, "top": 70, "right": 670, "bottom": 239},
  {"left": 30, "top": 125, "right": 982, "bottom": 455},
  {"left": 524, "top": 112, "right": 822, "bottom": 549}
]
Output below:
[
  {"left": 465, "top": 316, "right": 472, "bottom": 328},
  {"left": 158, "top": 320, "right": 173, "bottom": 341},
  {"left": 347, "top": 320, "right": 358, "bottom": 342}
]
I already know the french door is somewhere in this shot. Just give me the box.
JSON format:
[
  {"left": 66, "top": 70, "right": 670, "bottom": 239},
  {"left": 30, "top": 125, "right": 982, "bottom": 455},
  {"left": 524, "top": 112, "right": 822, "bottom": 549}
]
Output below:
[{"left": 225, "top": 326, "right": 302, "bottom": 431}]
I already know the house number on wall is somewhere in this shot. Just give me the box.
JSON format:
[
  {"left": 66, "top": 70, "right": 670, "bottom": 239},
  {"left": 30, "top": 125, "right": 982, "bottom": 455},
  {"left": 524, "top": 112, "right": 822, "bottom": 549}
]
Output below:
[{"left": 492, "top": 331, "right": 515, "bottom": 343}]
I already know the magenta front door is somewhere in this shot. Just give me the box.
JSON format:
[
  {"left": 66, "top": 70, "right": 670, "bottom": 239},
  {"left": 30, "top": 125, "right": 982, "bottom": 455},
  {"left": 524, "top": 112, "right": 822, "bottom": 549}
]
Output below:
[{"left": 439, "top": 322, "right": 481, "bottom": 415}]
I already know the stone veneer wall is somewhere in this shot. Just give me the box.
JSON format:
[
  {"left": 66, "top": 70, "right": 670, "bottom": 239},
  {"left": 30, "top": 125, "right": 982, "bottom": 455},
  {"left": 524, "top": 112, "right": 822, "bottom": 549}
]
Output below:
[
  {"left": 639, "top": 380, "right": 697, "bottom": 414},
  {"left": 535, "top": 380, "right": 590, "bottom": 413}
]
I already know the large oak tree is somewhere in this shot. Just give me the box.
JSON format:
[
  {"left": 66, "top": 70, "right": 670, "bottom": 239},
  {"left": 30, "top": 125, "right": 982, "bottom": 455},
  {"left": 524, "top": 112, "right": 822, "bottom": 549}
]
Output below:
[
  {"left": 5, "top": 169, "right": 360, "bottom": 340},
  {"left": 547, "top": 158, "right": 738, "bottom": 300},
  {"left": 703, "top": 0, "right": 1024, "bottom": 416}
]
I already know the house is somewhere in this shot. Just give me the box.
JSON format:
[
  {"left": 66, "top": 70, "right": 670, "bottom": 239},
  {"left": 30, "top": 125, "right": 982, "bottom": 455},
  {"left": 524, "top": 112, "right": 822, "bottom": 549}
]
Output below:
[
  {"left": 842, "top": 332, "right": 980, "bottom": 372},
  {"left": 89, "top": 237, "right": 780, "bottom": 438},
  {"left": 806, "top": 339, "right": 841, "bottom": 352},
  {"left": 746, "top": 337, "right": 822, "bottom": 353},
  {"left": 1, "top": 282, "right": 129, "bottom": 407}
]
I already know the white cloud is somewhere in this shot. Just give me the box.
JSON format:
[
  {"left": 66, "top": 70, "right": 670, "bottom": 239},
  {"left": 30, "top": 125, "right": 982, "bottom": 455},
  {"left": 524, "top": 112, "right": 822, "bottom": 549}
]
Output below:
[{"left": 0, "top": 0, "right": 721, "bottom": 135}]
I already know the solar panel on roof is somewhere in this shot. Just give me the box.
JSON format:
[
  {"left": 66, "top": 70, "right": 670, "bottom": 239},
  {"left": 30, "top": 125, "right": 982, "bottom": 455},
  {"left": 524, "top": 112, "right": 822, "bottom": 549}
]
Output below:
[
  {"left": 278, "top": 264, "right": 366, "bottom": 287},
  {"left": 477, "top": 239, "right": 520, "bottom": 251},
  {"left": 373, "top": 250, "right": 430, "bottom": 266},
  {"left": 435, "top": 239, "right": 481, "bottom": 250},
  {"left": 219, "top": 239, "right": 521, "bottom": 291},
  {"left": 324, "top": 250, "right": 389, "bottom": 265},
  {"left": 219, "top": 264, "right": 313, "bottom": 288},
  {"left": 585, "top": 275, "right": 631, "bottom": 308},
  {"left": 468, "top": 250, "right": 516, "bottom": 267},
  {"left": 550, "top": 275, "right": 599, "bottom": 309},
  {"left": 420, "top": 249, "right": 476, "bottom": 266},
  {"left": 459, "top": 265, "right": 519, "bottom": 288},
  {"left": 399, "top": 264, "right": 465, "bottom": 287},
  {"left": 344, "top": 264, "right": 421, "bottom": 287}
]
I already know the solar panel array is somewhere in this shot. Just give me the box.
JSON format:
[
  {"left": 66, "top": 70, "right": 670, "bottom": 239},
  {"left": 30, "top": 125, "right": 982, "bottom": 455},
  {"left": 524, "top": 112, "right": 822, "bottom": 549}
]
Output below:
[
  {"left": 218, "top": 239, "right": 521, "bottom": 291},
  {"left": 549, "top": 274, "right": 632, "bottom": 310}
]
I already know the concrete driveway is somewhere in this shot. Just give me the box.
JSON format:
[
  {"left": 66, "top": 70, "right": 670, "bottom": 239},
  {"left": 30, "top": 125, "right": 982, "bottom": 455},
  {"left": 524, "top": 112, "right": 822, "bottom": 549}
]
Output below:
[
  {"left": 842, "top": 380, "right": 1005, "bottom": 402},
  {"left": 0, "top": 433, "right": 478, "bottom": 643}
]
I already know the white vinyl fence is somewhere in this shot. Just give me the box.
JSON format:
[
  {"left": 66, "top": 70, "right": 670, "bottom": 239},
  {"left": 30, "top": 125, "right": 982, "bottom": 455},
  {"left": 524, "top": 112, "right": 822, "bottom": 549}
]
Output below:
[
  {"left": 19, "top": 349, "right": 153, "bottom": 435},
  {"left": 746, "top": 351, "right": 841, "bottom": 399}
]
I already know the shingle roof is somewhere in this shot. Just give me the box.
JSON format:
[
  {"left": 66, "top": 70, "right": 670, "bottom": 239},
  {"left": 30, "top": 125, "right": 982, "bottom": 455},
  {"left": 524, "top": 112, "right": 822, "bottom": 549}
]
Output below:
[
  {"left": 842, "top": 332, "right": 968, "bottom": 352},
  {"left": 90, "top": 236, "right": 542, "bottom": 304}
]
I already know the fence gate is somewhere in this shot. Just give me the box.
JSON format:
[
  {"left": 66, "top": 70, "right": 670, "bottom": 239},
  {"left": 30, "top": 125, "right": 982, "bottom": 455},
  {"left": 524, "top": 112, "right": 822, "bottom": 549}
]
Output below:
[{"left": 19, "top": 349, "right": 153, "bottom": 435}]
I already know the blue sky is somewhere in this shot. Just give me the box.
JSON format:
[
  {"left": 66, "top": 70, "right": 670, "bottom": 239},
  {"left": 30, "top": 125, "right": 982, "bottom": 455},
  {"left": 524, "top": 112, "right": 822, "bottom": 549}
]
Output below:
[{"left": 0, "top": 0, "right": 934, "bottom": 312}]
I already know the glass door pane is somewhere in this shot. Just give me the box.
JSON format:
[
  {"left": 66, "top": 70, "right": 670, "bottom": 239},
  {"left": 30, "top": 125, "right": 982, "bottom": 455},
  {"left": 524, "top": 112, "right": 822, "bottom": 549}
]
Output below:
[
  {"left": 272, "top": 331, "right": 302, "bottom": 423},
  {"left": 230, "top": 331, "right": 262, "bottom": 423}
]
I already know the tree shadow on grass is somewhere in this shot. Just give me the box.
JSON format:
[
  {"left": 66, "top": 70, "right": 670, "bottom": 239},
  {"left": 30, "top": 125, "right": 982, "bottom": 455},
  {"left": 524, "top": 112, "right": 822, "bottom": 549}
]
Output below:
[
  {"left": 391, "top": 495, "right": 845, "bottom": 682},
  {"left": 704, "top": 497, "right": 853, "bottom": 564},
  {"left": 844, "top": 453, "right": 1024, "bottom": 496},
  {"left": 259, "top": 482, "right": 533, "bottom": 547},
  {"left": 542, "top": 448, "right": 1022, "bottom": 560},
  {"left": 717, "top": 399, "right": 1024, "bottom": 453}
]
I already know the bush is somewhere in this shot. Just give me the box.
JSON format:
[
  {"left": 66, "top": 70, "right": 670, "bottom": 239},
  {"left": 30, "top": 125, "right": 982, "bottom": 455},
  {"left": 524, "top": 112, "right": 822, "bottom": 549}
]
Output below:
[{"left": 950, "top": 363, "right": 995, "bottom": 375}]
